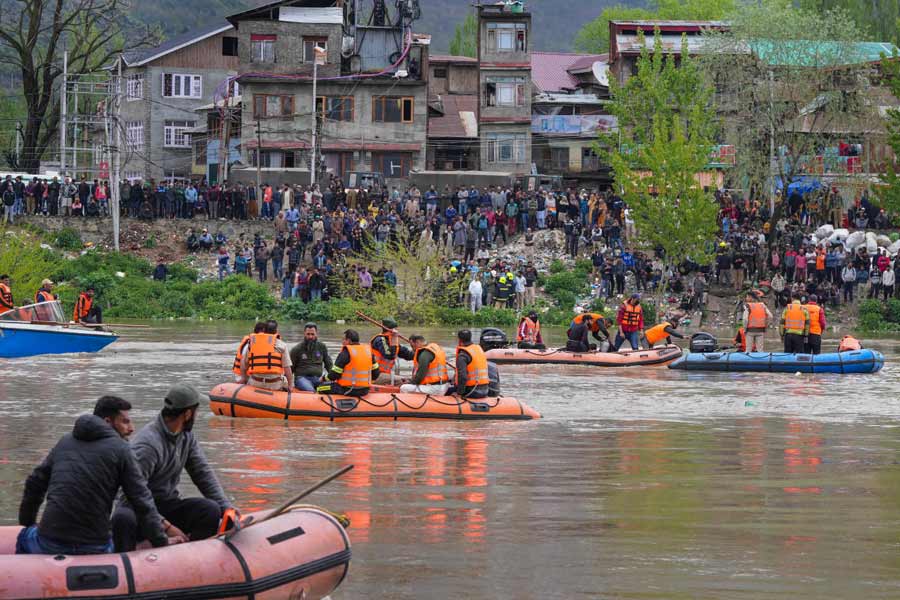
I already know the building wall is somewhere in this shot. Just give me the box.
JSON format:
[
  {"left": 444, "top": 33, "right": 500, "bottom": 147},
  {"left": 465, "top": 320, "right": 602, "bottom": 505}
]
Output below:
[
  {"left": 154, "top": 31, "right": 240, "bottom": 70},
  {"left": 478, "top": 14, "right": 531, "bottom": 65},
  {"left": 480, "top": 123, "right": 530, "bottom": 173},
  {"left": 237, "top": 19, "right": 342, "bottom": 78}
]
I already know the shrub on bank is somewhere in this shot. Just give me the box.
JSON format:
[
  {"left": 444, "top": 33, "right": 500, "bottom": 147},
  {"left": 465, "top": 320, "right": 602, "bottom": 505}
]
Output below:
[{"left": 858, "top": 298, "right": 900, "bottom": 332}]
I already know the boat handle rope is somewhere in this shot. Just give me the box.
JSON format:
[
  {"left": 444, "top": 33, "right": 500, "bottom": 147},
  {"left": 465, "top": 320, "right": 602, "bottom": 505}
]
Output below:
[{"left": 316, "top": 393, "right": 502, "bottom": 412}]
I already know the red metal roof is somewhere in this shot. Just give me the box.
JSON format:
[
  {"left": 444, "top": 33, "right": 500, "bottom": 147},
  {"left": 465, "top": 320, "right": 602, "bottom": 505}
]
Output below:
[
  {"left": 428, "top": 94, "right": 478, "bottom": 138},
  {"left": 531, "top": 52, "right": 605, "bottom": 92}
]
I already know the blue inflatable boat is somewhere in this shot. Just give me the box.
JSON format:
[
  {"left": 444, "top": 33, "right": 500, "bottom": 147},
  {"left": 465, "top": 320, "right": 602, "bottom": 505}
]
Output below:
[{"left": 669, "top": 349, "right": 884, "bottom": 374}]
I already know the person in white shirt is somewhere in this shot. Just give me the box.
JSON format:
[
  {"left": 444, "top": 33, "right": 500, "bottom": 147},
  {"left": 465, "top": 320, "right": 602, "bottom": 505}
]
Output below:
[
  {"left": 514, "top": 273, "right": 527, "bottom": 310},
  {"left": 882, "top": 265, "right": 895, "bottom": 300},
  {"left": 468, "top": 277, "right": 483, "bottom": 314}
]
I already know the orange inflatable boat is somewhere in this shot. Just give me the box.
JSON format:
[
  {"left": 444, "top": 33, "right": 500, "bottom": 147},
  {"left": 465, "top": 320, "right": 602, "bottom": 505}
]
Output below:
[
  {"left": 209, "top": 382, "right": 541, "bottom": 421},
  {"left": 484, "top": 344, "right": 683, "bottom": 367},
  {"left": 0, "top": 506, "right": 349, "bottom": 600}
]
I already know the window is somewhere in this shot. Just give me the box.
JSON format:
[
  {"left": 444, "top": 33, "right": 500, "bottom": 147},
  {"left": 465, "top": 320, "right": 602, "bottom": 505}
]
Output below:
[
  {"left": 372, "top": 152, "right": 411, "bottom": 178},
  {"left": 486, "top": 134, "right": 526, "bottom": 164},
  {"left": 550, "top": 147, "right": 569, "bottom": 170},
  {"left": 194, "top": 140, "right": 207, "bottom": 166},
  {"left": 251, "top": 34, "right": 276, "bottom": 63},
  {"left": 126, "top": 74, "right": 144, "bottom": 101},
  {"left": 486, "top": 22, "right": 527, "bottom": 53},
  {"left": 125, "top": 121, "right": 143, "bottom": 151},
  {"left": 163, "top": 120, "right": 195, "bottom": 148},
  {"left": 484, "top": 77, "right": 526, "bottom": 107},
  {"left": 251, "top": 150, "right": 299, "bottom": 168},
  {"left": 372, "top": 96, "right": 414, "bottom": 123},
  {"left": 253, "top": 94, "right": 294, "bottom": 118},
  {"left": 222, "top": 36, "right": 239, "bottom": 56},
  {"left": 433, "top": 67, "right": 447, "bottom": 79},
  {"left": 162, "top": 73, "right": 202, "bottom": 98},
  {"left": 316, "top": 96, "right": 354, "bottom": 121},
  {"left": 303, "top": 37, "right": 328, "bottom": 63}
]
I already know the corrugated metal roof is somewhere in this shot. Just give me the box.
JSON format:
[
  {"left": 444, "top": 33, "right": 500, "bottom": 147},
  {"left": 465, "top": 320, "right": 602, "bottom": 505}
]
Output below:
[
  {"left": 278, "top": 6, "right": 342, "bottom": 24},
  {"left": 751, "top": 40, "right": 900, "bottom": 67},
  {"left": 615, "top": 33, "right": 748, "bottom": 55},
  {"left": 532, "top": 52, "right": 605, "bottom": 92},
  {"left": 430, "top": 54, "right": 478, "bottom": 64},
  {"left": 428, "top": 95, "right": 478, "bottom": 138}
]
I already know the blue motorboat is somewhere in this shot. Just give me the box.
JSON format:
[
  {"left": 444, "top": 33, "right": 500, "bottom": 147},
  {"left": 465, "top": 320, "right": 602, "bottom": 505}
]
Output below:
[
  {"left": 669, "top": 348, "right": 884, "bottom": 374},
  {"left": 0, "top": 301, "right": 117, "bottom": 359}
]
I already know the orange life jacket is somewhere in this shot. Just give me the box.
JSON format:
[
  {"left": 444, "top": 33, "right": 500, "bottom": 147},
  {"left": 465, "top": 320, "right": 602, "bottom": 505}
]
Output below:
[
  {"left": 0, "top": 283, "right": 13, "bottom": 311},
  {"left": 456, "top": 344, "right": 489, "bottom": 387},
  {"left": 838, "top": 335, "right": 861, "bottom": 352},
  {"left": 73, "top": 293, "right": 93, "bottom": 321},
  {"left": 644, "top": 322, "right": 672, "bottom": 346},
  {"left": 414, "top": 343, "right": 449, "bottom": 385},
  {"left": 783, "top": 303, "right": 807, "bottom": 333},
  {"left": 371, "top": 333, "right": 398, "bottom": 373},
  {"left": 734, "top": 328, "right": 747, "bottom": 352},
  {"left": 517, "top": 317, "right": 541, "bottom": 343},
  {"left": 232, "top": 335, "right": 251, "bottom": 376},
  {"left": 621, "top": 303, "right": 642, "bottom": 328},
  {"left": 246, "top": 334, "right": 284, "bottom": 377},
  {"left": 746, "top": 302, "right": 768, "bottom": 331},
  {"left": 572, "top": 313, "right": 604, "bottom": 333},
  {"left": 804, "top": 303, "right": 823, "bottom": 335},
  {"left": 336, "top": 343, "right": 374, "bottom": 388},
  {"left": 815, "top": 250, "right": 825, "bottom": 270},
  {"left": 34, "top": 289, "right": 54, "bottom": 304}
]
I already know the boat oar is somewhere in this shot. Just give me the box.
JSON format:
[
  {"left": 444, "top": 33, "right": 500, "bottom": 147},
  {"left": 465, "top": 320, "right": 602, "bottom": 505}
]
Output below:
[
  {"left": 78, "top": 322, "right": 150, "bottom": 329},
  {"left": 355, "top": 311, "right": 412, "bottom": 344},
  {"left": 226, "top": 464, "right": 354, "bottom": 539}
]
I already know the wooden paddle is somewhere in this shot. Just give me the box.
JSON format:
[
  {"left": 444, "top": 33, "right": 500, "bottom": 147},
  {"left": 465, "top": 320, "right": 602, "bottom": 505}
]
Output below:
[
  {"left": 355, "top": 311, "right": 411, "bottom": 344},
  {"left": 226, "top": 464, "right": 354, "bottom": 539}
]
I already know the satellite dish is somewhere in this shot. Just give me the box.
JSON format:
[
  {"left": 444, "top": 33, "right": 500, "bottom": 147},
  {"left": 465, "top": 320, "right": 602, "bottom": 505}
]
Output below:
[{"left": 592, "top": 61, "right": 609, "bottom": 87}]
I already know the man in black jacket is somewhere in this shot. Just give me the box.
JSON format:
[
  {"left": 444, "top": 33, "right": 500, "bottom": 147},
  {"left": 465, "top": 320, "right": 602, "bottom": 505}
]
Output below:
[{"left": 17, "top": 396, "right": 170, "bottom": 555}]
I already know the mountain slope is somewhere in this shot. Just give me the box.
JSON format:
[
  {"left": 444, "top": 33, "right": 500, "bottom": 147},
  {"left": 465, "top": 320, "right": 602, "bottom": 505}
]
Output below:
[{"left": 133, "top": 0, "right": 627, "bottom": 52}]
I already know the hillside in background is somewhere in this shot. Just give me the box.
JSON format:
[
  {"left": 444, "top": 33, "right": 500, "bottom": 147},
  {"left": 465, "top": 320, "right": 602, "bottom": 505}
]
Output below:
[{"left": 133, "top": 0, "right": 623, "bottom": 52}]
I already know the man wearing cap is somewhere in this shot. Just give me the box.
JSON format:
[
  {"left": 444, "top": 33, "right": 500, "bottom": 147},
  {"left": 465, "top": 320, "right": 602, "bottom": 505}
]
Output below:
[
  {"left": 370, "top": 317, "right": 414, "bottom": 383},
  {"left": 111, "top": 383, "right": 233, "bottom": 552},
  {"left": 290, "top": 322, "right": 333, "bottom": 391},
  {"left": 35, "top": 279, "right": 57, "bottom": 304}
]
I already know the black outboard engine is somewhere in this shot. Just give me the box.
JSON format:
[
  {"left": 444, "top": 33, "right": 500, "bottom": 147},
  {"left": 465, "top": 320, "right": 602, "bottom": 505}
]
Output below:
[
  {"left": 690, "top": 332, "right": 718, "bottom": 354},
  {"left": 479, "top": 328, "right": 509, "bottom": 351}
]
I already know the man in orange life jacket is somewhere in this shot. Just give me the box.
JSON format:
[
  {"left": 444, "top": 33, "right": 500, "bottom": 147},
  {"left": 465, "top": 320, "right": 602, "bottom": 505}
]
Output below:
[
  {"left": 240, "top": 320, "right": 292, "bottom": 391},
  {"left": 741, "top": 292, "right": 773, "bottom": 352},
  {"left": 400, "top": 334, "right": 451, "bottom": 395},
  {"left": 802, "top": 294, "right": 827, "bottom": 355},
  {"left": 232, "top": 322, "right": 266, "bottom": 382},
  {"left": 317, "top": 329, "right": 380, "bottom": 397},
  {"left": 370, "top": 317, "right": 414, "bottom": 382},
  {"left": 613, "top": 294, "right": 644, "bottom": 350},
  {"left": 642, "top": 317, "right": 684, "bottom": 348},
  {"left": 34, "top": 279, "right": 57, "bottom": 304},
  {"left": 73, "top": 286, "right": 102, "bottom": 324},
  {"left": 0, "top": 274, "right": 14, "bottom": 313},
  {"left": 450, "top": 329, "right": 491, "bottom": 399},
  {"left": 780, "top": 296, "right": 810, "bottom": 354},
  {"left": 517, "top": 311, "right": 546, "bottom": 350}
]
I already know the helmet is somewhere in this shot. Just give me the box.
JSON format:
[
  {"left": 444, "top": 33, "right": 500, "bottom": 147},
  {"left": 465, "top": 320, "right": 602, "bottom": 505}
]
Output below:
[
  {"left": 499, "top": 277, "right": 507, "bottom": 283},
  {"left": 450, "top": 266, "right": 458, "bottom": 273}
]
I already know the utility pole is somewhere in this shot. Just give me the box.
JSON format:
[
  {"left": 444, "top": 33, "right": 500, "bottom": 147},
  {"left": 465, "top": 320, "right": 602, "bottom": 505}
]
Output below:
[
  {"left": 60, "top": 50, "right": 68, "bottom": 177},
  {"left": 15, "top": 122, "right": 21, "bottom": 164},
  {"left": 255, "top": 116, "right": 262, "bottom": 194},
  {"left": 768, "top": 69, "right": 776, "bottom": 216},
  {"left": 112, "top": 58, "right": 122, "bottom": 252},
  {"left": 72, "top": 83, "right": 79, "bottom": 178},
  {"left": 310, "top": 45, "right": 320, "bottom": 187}
]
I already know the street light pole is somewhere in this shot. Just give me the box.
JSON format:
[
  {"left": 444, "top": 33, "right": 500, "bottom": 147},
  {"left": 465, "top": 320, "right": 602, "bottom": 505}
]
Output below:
[{"left": 310, "top": 46, "right": 319, "bottom": 187}]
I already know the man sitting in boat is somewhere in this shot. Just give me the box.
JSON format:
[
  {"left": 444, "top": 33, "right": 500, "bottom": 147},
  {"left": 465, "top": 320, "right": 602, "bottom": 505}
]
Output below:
[
  {"left": 0, "top": 274, "right": 13, "bottom": 313},
  {"left": 232, "top": 322, "right": 267, "bottom": 382},
  {"left": 399, "top": 335, "right": 451, "bottom": 396},
  {"left": 371, "top": 317, "right": 414, "bottom": 383},
  {"left": 290, "top": 322, "right": 333, "bottom": 391},
  {"left": 240, "top": 320, "right": 293, "bottom": 391},
  {"left": 73, "top": 286, "right": 102, "bottom": 324},
  {"left": 566, "top": 314, "right": 595, "bottom": 353},
  {"left": 568, "top": 311, "right": 611, "bottom": 351},
  {"left": 17, "top": 396, "right": 171, "bottom": 555},
  {"left": 34, "top": 279, "right": 57, "bottom": 304},
  {"left": 451, "top": 329, "right": 490, "bottom": 399},
  {"left": 516, "top": 311, "right": 546, "bottom": 350},
  {"left": 642, "top": 316, "right": 684, "bottom": 348},
  {"left": 112, "top": 383, "right": 233, "bottom": 552},
  {"left": 317, "top": 329, "right": 380, "bottom": 397}
]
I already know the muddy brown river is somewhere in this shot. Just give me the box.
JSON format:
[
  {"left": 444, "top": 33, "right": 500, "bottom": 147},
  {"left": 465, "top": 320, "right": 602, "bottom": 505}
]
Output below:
[{"left": 1, "top": 322, "right": 899, "bottom": 598}]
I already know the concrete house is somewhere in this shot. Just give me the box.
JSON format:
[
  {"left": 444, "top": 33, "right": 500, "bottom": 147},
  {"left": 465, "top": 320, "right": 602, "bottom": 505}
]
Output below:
[
  {"left": 116, "top": 22, "right": 240, "bottom": 183},
  {"left": 477, "top": 2, "right": 532, "bottom": 174},
  {"left": 227, "top": 0, "right": 430, "bottom": 187},
  {"left": 426, "top": 54, "right": 479, "bottom": 170}
]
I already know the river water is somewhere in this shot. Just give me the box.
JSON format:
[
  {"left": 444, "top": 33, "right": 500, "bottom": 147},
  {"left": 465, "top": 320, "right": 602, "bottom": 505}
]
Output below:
[{"left": 2, "top": 322, "right": 900, "bottom": 599}]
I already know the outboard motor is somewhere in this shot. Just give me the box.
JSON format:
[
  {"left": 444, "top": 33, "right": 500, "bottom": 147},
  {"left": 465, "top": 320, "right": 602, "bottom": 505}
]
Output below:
[
  {"left": 689, "top": 332, "right": 718, "bottom": 354},
  {"left": 479, "top": 328, "right": 509, "bottom": 351}
]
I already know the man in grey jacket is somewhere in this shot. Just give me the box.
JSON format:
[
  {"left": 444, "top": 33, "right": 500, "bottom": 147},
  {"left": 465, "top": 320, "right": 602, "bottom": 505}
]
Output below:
[{"left": 112, "top": 383, "right": 233, "bottom": 552}]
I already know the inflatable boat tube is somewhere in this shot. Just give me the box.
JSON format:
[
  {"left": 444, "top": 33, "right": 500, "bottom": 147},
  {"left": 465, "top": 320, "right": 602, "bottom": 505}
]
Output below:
[
  {"left": 209, "top": 383, "right": 540, "bottom": 421},
  {"left": 0, "top": 506, "right": 350, "bottom": 600},
  {"left": 668, "top": 348, "right": 884, "bottom": 374},
  {"left": 484, "top": 345, "right": 682, "bottom": 367}
]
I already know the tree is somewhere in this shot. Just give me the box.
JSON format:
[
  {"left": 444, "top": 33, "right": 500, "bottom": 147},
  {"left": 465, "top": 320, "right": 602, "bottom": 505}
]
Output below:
[
  {"left": 0, "top": 0, "right": 156, "bottom": 172},
  {"left": 701, "top": 2, "right": 875, "bottom": 206},
  {"left": 574, "top": 0, "right": 736, "bottom": 54},
  {"left": 449, "top": 13, "right": 477, "bottom": 59},
  {"left": 800, "top": 0, "right": 900, "bottom": 45},
  {"left": 606, "top": 31, "right": 720, "bottom": 265},
  {"left": 877, "top": 51, "right": 900, "bottom": 215}
]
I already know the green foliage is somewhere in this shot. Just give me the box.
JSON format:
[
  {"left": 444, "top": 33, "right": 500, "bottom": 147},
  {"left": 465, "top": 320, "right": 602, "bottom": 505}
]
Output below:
[
  {"left": 0, "top": 232, "right": 66, "bottom": 305},
  {"left": 53, "top": 227, "right": 83, "bottom": 251},
  {"left": 607, "top": 30, "right": 719, "bottom": 266},
  {"left": 799, "top": 0, "right": 900, "bottom": 45},
  {"left": 542, "top": 260, "right": 593, "bottom": 310},
  {"left": 641, "top": 301, "right": 658, "bottom": 325},
  {"left": 857, "top": 298, "right": 900, "bottom": 332},
  {"left": 449, "top": 13, "right": 478, "bottom": 58},
  {"left": 574, "top": 0, "right": 736, "bottom": 53}
]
